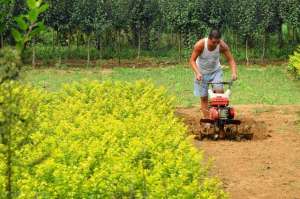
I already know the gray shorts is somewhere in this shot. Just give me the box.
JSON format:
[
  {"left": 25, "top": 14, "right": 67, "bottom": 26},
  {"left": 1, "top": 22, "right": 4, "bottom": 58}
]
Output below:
[{"left": 193, "top": 69, "right": 223, "bottom": 97}]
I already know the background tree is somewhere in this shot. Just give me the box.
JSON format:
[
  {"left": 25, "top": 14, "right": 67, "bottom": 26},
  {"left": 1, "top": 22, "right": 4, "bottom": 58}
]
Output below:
[
  {"left": 278, "top": 0, "right": 300, "bottom": 44},
  {"left": 161, "top": 0, "right": 189, "bottom": 61},
  {"left": 0, "top": 0, "right": 14, "bottom": 48},
  {"left": 1, "top": 0, "right": 299, "bottom": 64},
  {"left": 255, "top": 0, "right": 276, "bottom": 60},
  {"left": 94, "top": 0, "right": 109, "bottom": 60},
  {"left": 228, "top": 0, "right": 257, "bottom": 65},
  {"left": 110, "top": 0, "right": 129, "bottom": 64},
  {"left": 128, "top": 0, "right": 160, "bottom": 59},
  {"left": 72, "top": 0, "right": 97, "bottom": 66},
  {"left": 11, "top": 0, "right": 48, "bottom": 68}
]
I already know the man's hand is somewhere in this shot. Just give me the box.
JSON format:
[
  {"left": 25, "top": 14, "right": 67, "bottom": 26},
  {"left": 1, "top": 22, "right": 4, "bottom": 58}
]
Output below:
[
  {"left": 231, "top": 73, "right": 238, "bottom": 81},
  {"left": 196, "top": 72, "right": 202, "bottom": 81}
]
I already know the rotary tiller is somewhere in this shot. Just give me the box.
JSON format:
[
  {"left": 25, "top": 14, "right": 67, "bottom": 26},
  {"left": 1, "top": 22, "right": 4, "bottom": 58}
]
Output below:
[{"left": 199, "top": 81, "right": 253, "bottom": 140}]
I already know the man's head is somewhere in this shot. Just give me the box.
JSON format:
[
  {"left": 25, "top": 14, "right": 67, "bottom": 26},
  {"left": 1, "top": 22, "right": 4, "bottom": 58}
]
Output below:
[{"left": 208, "top": 29, "right": 221, "bottom": 47}]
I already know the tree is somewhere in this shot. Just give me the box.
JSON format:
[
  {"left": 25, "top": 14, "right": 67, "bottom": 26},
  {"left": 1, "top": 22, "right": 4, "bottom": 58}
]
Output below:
[
  {"left": 94, "top": 0, "right": 109, "bottom": 60},
  {"left": 255, "top": 0, "right": 276, "bottom": 60},
  {"left": 72, "top": 0, "right": 97, "bottom": 66},
  {"left": 278, "top": 0, "right": 300, "bottom": 43},
  {"left": 0, "top": 0, "right": 14, "bottom": 48},
  {"left": 196, "top": 0, "right": 229, "bottom": 30},
  {"left": 228, "top": 0, "right": 257, "bottom": 64},
  {"left": 11, "top": 0, "right": 48, "bottom": 54},
  {"left": 109, "top": 0, "right": 129, "bottom": 63},
  {"left": 45, "top": 0, "right": 74, "bottom": 55},
  {"left": 160, "top": 0, "right": 207, "bottom": 61},
  {"left": 160, "top": 0, "right": 188, "bottom": 61},
  {"left": 128, "top": 0, "right": 160, "bottom": 59}
]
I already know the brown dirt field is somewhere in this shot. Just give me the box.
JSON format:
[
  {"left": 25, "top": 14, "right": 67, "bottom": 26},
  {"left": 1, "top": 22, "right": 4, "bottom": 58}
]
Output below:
[
  {"left": 176, "top": 105, "right": 300, "bottom": 199},
  {"left": 34, "top": 58, "right": 287, "bottom": 69},
  {"left": 35, "top": 58, "right": 179, "bottom": 68}
]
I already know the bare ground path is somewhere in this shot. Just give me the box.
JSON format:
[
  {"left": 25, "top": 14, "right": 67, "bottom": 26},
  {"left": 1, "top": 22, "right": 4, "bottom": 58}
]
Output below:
[{"left": 176, "top": 105, "right": 300, "bottom": 199}]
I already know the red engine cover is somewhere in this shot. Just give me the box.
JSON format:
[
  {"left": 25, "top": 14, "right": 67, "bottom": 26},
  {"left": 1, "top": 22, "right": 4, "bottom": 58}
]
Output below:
[
  {"left": 229, "top": 107, "right": 236, "bottom": 119},
  {"left": 210, "top": 96, "right": 229, "bottom": 106},
  {"left": 209, "top": 107, "right": 219, "bottom": 120}
]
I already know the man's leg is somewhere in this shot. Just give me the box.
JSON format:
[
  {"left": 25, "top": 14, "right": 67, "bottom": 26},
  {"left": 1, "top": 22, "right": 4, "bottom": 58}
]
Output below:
[{"left": 201, "top": 96, "right": 209, "bottom": 118}]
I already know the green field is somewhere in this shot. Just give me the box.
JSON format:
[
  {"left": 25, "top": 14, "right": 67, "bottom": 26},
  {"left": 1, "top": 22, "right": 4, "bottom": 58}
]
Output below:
[{"left": 22, "top": 64, "right": 300, "bottom": 107}]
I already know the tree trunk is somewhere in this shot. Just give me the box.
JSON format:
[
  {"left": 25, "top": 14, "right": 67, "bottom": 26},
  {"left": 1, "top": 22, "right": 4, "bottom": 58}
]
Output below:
[
  {"left": 157, "top": 25, "right": 161, "bottom": 49},
  {"left": 57, "top": 31, "right": 61, "bottom": 66},
  {"left": 98, "top": 36, "right": 102, "bottom": 59},
  {"left": 68, "top": 32, "right": 71, "bottom": 49},
  {"left": 296, "top": 28, "right": 300, "bottom": 43},
  {"left": 118, "top": 30, "right": 121, "bottom": 65},
  {"left": 292, "top": 27, "right": 296, "bottom": 43},
  {"left": 96, "top": 36, "right": 100, "bottom": 50},
  {"left": 32, "top": 40, "right": 36, "bottom": 68},
  {"left": 178, "top": 31, "right": 182, "bottom": 63},
  {"left": 56, "top": 30, "right": 59, "bottom": 46},
  {"left": 76, "top": 31, "right": 80, "bottom": 48},
  {"left": 87, "top": 34, "right": 90, "bottom": 67},
  {"left": 169, "top": 29, "right": 172, "bottom": 46},
  {"left": 245, "top": 37, "right": 249, "bottom": 66},
  {"left": 261, "top": 32, "right": 266, "bottom": 62},
  {"left": 0, "top": 33, "right": 3, "bottom": 48},
  {"left": 278, "top": 23, "right": 284, "bottom": 48},
  {"left": 278, "top": 29, "right": 283, "bottom": 48},
  {"left": 295, "top": 28, "right": 300, "bottom": 43},
  {"left": 138, "top": 28, "right": 141, "bottom": 60},
  {"left": 52, "top": 29, "right": 55, "bottom": 51}
]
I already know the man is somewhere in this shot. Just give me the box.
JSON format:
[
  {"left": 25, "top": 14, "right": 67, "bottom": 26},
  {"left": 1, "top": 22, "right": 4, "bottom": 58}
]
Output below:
[{"left": 190, "top": 29, "right": 237, "bottom": 119}]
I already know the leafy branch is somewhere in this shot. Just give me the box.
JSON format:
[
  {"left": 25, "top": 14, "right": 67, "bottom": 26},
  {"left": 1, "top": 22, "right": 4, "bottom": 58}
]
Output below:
[{"left": 11, "top": 0, "right": 48, "bottom": 51}]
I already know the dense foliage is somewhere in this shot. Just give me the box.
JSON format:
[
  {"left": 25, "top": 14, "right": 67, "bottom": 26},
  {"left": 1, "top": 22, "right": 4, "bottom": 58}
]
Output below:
[
  {"left": 1, "top": 0, "right": 300, "bottom": 61},
  {"left": 0, "top": 81, "right": 51, "bottom": 198},
  {"left": 0, "top": 47, "right": 21, "bottom": 83},
  {"left": 0, "top": 81, "right": 227, "bottom": 198},
  {"left": 11, "top": 0, "right": 48, "bottom": 51},
  {"left": 289, "top": 45, "right": 300, "bottom": 78}
]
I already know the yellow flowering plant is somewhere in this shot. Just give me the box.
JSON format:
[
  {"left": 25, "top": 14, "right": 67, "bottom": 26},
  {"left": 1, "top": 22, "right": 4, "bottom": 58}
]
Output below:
[
  {"left": 289, "top": 45, "right": 300, "bottom": 78},
  {"left": 1, "top": 80, "right": 227, "bottom": 198}
]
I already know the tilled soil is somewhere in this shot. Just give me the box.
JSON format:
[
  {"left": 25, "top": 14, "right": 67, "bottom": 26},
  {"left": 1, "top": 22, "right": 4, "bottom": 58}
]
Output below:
[{"left": 176, "top": 105, "right": 300, "bottom": 199}]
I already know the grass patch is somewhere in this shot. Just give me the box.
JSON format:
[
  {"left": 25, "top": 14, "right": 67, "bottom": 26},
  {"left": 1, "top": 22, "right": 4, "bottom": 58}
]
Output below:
[
  {"left": 22, "top": 64, "right": 300, "bottom": 107},
  {"left": 21, "top": 67, "right": 105, "bottom": 91}
]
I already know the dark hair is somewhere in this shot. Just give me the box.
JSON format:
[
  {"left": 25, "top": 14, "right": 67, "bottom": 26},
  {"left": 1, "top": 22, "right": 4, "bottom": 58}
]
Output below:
[{"left": 209, "top": 29, "right": 222, "bottom": 39}]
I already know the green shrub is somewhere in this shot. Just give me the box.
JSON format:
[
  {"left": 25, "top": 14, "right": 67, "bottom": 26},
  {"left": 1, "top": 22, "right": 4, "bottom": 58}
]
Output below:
[
  {"left": 21, "top": 81, "right": 227, "bottom": 198},
  {"left": 289, "top": 45, "right": 300, "bottom": 78},
  {"left": 23, "top": 45, "right": 181, "bottom": 64},
  {"left": 0, "top": 81, "right": 227, "bottom": 198},
  {"left": 0, "top": 48, "right": 21, "bottom": 83},
  {"left": 0, "top": 81, "right": 52, "bottom": 198}
]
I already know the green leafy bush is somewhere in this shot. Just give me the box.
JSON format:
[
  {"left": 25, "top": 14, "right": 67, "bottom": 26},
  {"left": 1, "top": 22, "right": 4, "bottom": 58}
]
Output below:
[
  {"left": 289, "top": 45, "right": 300, "bottom": 78},
  {"left": 0, "top": 47, "right": 21, "bottom": 83},
  {"left": 1, "top": 81, "right": 227, "bottom": 198},
  {"left": 23, "top": 45, "right": 180, "bottom": 64},
  {"left": 0, "top": 81, "right": 52, "bottom": 198},
  {"left": 11, "top": 0, "right": 48, "bottom": 51}
]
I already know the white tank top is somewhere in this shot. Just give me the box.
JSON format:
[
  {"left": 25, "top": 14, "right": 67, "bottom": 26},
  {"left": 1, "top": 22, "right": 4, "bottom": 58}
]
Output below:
[{"left": 196, "top": 38, "right": 221, "bottom": 74}]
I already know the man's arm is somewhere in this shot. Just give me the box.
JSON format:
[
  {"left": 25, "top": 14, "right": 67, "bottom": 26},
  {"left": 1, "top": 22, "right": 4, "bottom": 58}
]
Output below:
[
  {"left": 190, "top": 40, "right": 204, "bottom": 80},
  {"left": 220, "top": 41, "right": 237, "bottom": 80}
]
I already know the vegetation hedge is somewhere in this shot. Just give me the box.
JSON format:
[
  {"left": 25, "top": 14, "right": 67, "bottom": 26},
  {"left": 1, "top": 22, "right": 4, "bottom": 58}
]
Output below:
[
  {"left": 0, "top": 81, "right": 227, "bottom": 198},
  {"left": 289, "top": 45, "right": 300, "bottom": 79}
]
